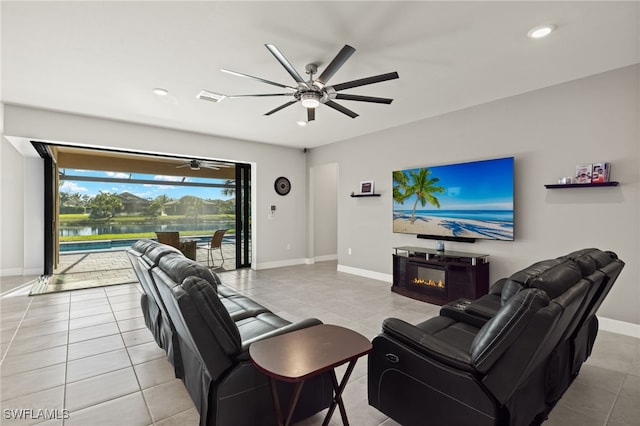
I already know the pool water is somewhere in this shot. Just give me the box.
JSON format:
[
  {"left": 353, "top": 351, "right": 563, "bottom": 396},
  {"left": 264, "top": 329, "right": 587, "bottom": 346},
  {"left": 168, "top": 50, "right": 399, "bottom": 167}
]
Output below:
[{"left": 59, "top": 236, "right": 211, "bottom": 252}]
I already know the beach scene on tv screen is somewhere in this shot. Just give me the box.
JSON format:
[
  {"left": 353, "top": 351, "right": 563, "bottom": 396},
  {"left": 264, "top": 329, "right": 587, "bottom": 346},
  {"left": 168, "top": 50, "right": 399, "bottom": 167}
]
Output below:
[{"left": 393, "top": 157, "right": 514, "bottom": 241}]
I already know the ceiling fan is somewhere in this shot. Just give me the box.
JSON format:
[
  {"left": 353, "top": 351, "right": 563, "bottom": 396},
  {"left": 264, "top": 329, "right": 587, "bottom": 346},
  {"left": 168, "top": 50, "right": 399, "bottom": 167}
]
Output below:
[
  {"left": 175, "top": 159, "right": 232, "bottom": 171},
  {"left": 198, "top": 44, "right": 399, "bottom": 122}
]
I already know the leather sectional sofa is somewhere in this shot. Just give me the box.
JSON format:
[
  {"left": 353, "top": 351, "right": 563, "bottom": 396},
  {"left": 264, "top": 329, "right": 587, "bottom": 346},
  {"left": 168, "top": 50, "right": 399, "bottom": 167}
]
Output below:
[
  {"left": 368, "top": 248, "right": 624, "bottom": 426},
  {"left": 127, "top": 239, "right": 332, "bottom": 426}
]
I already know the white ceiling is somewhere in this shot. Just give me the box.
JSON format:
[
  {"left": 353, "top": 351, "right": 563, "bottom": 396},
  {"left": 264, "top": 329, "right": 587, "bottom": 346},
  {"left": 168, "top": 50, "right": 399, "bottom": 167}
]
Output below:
[{"left": 2, "top": 1, "right": 638, "bottom": 149}]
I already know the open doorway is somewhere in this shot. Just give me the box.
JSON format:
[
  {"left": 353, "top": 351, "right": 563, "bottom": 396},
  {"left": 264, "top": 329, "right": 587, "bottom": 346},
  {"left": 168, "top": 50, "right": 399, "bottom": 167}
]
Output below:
[
  {"left": 33, "top": 143, "right": 251, "bottom": 292},
  {"left": 311, "top": 163, "right": 338, "bottom": 262}
]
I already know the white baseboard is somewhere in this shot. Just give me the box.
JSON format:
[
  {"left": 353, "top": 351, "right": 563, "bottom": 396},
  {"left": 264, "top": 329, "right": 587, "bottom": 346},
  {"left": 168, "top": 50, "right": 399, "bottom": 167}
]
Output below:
[
  {"left": 315, "top": 254, "right": 338, "bottom": 262},
  {"left": 254, "top": 258, "right": 307, "bottom": 270},
  {"left": 337, "top": 264, "right": 392, "bottom": 283},
  {"left": 598, "top": 317, "right": 640, "bottom": 339},
  {"left": 336, "top": 265, "right": 639, "bottom": 340}
]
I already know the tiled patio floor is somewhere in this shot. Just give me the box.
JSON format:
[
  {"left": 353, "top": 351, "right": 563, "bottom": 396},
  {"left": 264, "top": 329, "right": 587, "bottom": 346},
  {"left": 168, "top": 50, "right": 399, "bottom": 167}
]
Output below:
[{"left": 31, "top": 243, "right": 236, "bottom": 295}]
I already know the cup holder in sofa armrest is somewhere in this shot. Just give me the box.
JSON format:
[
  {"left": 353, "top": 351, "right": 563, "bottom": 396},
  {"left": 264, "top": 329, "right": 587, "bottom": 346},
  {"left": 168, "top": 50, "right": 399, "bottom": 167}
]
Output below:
[
  {"left": 381, "top": 318, "right": 474, "bottom": 372},
  {"left": 441, "top": 298, "right": 496, "bottom": 328}
]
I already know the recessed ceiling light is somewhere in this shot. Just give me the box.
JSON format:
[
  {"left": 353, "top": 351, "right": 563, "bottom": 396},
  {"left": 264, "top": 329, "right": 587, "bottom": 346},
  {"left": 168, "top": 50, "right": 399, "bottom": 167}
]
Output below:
[
  {"left": 153, "top": 88, "right": 169, "bottom": 96},
  {"left": 528, "top": 25, "right": 556, "bottom": 39},
  {"left": 296, "top": 121, "right": 308, "bottom": 127}
]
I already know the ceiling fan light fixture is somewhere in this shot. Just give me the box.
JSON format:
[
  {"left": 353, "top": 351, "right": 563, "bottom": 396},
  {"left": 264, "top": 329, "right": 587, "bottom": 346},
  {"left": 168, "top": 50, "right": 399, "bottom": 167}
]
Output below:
[
  {"left": 528, "top": 24, "right": 556, "bottom": 39},
  {"left": 300, "top": 92, "right": 321, "bottom": 108}
]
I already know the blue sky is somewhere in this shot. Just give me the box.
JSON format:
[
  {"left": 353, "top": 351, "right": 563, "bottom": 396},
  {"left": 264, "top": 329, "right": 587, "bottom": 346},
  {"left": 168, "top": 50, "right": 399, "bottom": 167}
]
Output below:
[
  {"left": 393, "top": 157, "right": 514, "bottom": 211},
  {"left": 59, "top": 169, "right": 232, "bottom": 201}
]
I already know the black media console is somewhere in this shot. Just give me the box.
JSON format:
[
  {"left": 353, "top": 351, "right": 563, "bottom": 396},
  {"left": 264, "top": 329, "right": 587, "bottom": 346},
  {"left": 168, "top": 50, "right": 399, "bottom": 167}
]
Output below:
[{"left": 392, "top": 246, "right": 490, "bottom": 305}]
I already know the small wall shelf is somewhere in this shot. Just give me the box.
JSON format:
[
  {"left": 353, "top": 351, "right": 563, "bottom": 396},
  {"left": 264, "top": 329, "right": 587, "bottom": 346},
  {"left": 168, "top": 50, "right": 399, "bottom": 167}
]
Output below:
[
  {"left": 544, "top": 182, "right": 619, "bottom": 189},
  {"left": 350, "top": 193, "right": 381, "bottom": 197}
]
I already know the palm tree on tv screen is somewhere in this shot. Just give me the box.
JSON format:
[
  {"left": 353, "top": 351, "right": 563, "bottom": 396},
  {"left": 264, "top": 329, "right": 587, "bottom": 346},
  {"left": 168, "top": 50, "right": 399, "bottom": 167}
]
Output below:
[{"left": 394, "top": 168, "right": 445, "bottom": 224}]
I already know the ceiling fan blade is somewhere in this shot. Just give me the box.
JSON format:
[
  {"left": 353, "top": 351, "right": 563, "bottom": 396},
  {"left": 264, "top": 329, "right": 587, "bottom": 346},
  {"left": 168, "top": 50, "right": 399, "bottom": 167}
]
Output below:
[
  {"left": 335, "top": 93, "right": 393, "bottom": 104},
  {"left": 315, "top": 45, "right": 356, "bottom": 86},
  {"left": 331, "top": 72, "right": 399, "bottom": 92},
  {"left": 221, "top": 69, "right": 296, "bottom": 90},
  {"left": 175, "top": 164, "right": 190, "bottom": 168},
  {"left": 226, "top": 93, "right": 294, "bottom": 98},
  {"left": 324, "top": 100, "right": 359, "bottom": 119},
  {"left": 307, "top": 108, "right": 315, "bottom": 122},
  {"left": 203, "top": 162, "right": 233, "bottom": 168},
  {"left": 265, "top": 44, "right": 310, "bottom": 88},
  {"left": 264, "top": 100, "right": 298, "bottom": 116}
]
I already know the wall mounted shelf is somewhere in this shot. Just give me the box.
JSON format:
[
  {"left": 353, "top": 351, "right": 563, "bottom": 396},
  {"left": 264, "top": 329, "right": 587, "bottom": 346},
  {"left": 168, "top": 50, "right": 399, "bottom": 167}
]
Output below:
[
  {"left": 350, "top": 193, "right": 381, "bottom": 198},
  {"left": 544, "top": 182, "right": 619, "bottom": 189}
]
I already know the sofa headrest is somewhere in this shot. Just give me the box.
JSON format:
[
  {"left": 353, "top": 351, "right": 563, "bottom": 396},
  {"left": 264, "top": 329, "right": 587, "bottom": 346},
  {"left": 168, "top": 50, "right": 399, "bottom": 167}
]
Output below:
[
  {"left": 180, "top": 276, "right": 241, "bottom": 356},
  {"left": 560, "top": 248, "right": 619, "bottom": 277},
  {"left": 508, "top": 259, "right": 563, "bottom": 286},
  {"left": 145, "top": 244, "right": 182, "bottom": 265},
  {"left": 131, "top": 239, "right": 156, "bottom": 254},
  {"left": 472, "top": 288, "right": 550, "bottom": 374},
  {"left": 158, "top": 254, "right": 220, "bottom": 289},
  {"left": 501, "top": 259, "right": 559, "bottom": 304},
  {"left": 504, "top": 258, "right": 582, "bottom": 300}
]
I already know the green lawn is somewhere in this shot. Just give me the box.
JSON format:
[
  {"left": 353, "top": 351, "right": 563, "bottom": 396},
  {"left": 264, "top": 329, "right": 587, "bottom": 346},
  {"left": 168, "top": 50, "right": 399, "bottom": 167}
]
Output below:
[
  {"left": 58, "top": 213, "right": 236, "bottom": 242},
  {"left": 59, "top": 213, "right": 235, "bottom": 224}
]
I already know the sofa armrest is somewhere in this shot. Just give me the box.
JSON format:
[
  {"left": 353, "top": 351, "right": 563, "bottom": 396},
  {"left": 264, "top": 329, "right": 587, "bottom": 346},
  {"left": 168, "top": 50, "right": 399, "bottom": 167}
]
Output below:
[
  {"left": 382, "top": 318, "right": 474, "bottom": 372},
  {"left": 239, "top": 318, "right": 324, "bottom": 355}
]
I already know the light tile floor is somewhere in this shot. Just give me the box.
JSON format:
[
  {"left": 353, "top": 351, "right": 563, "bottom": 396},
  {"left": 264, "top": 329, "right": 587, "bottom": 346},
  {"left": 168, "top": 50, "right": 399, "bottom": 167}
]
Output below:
[
  {"left": 1, "top": 261, "right": 638, "bottom": 425},
  {"left": 33, "top": 244, "right": 235, "bottom": 294}
]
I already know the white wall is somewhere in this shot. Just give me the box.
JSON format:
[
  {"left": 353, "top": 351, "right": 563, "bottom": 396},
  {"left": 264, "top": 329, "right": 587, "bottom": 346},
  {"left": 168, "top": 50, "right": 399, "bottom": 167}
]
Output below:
[
  {"left": 0, "top": 106, "right": 308, "bottom": 274},
  {"left": 308, "top": 65, "right": 639, "bottom": 326},
  {"left": 0, "top": 137, "right": 26, "bottom": 276},
  {"left": 310, "top": 162, "right": 338, "bottom": 261}
]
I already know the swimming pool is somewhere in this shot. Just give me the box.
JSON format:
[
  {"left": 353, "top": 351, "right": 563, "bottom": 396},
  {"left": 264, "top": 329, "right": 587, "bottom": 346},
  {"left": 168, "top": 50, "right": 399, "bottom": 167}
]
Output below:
[{"left": 59, "top": 236, "right": 211, "bottom": 252}]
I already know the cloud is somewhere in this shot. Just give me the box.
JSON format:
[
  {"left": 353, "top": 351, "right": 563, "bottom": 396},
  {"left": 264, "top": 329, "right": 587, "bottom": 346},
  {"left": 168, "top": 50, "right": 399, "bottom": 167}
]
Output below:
[
  {"left": 144, "top": 184, "right": 177, "bottom": 190},
  {"left": 60, "top": 181, "right": 88, "bottom": 192},
  {"left": 154, "top": 175, "right": 185, "bottom": 182},
  {"left": 106, "top": 172, "right": 130, "bottom": 179}
]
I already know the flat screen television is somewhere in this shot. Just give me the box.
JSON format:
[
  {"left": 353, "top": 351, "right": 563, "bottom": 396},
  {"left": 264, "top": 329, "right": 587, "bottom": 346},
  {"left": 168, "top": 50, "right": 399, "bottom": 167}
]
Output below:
[{"left": 392, "top": 156, "right": 514, "bottom": 241}]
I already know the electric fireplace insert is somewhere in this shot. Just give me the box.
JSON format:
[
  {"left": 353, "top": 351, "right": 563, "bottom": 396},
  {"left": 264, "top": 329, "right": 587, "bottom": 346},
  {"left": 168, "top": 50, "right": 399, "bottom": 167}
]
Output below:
[{"left": 392, "top": 246, "right": 489, "bottom": 305}]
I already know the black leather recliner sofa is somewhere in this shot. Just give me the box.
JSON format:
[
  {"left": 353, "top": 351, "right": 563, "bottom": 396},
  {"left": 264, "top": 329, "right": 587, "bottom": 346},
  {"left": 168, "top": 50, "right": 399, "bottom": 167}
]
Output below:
[
  {"left": 368, "top": 248, "right": 624, "bottom": 426},
  {"left": 127, "top": 239, "right": 333, "bottom": 426}
]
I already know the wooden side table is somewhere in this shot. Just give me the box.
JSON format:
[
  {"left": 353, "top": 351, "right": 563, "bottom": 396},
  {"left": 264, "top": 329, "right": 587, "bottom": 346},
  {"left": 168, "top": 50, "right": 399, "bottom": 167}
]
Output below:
[{"left": 249, "top": 324, "right": 372, "bottom": 426}]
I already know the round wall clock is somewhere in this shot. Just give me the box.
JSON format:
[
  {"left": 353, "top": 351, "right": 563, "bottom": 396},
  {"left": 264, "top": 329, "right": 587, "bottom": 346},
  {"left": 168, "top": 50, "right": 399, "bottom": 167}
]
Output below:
[{"left": 274, "top": 176, "right": 291, "bottom": 196}]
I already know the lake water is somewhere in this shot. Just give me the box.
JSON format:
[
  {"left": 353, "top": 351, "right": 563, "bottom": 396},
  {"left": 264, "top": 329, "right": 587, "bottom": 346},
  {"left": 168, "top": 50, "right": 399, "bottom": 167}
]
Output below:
[{"left": 59, "top": 221, "right": 235, "bottom": 237}]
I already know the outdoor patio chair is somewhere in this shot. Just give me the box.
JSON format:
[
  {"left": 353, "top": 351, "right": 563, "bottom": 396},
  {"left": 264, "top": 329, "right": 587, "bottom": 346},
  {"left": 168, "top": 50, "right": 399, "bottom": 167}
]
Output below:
[
  {"left": 205, "top": 229, "right": 228, "bottom": 269},
  {"left": 155, "top": 231, "right": 181, "bottom": 250},
  {"left": 155, "top": 231, "right": 195, "bottom": 260}
]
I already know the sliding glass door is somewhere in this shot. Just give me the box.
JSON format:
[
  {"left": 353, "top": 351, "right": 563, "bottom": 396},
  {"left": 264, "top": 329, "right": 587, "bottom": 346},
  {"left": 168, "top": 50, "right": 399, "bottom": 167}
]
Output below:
[
  {"left": 36, "top": 142, "right": 252, "bottom": 273},
  {"left": 235, "top": 163, "right": 251, "bottom": 268}
]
